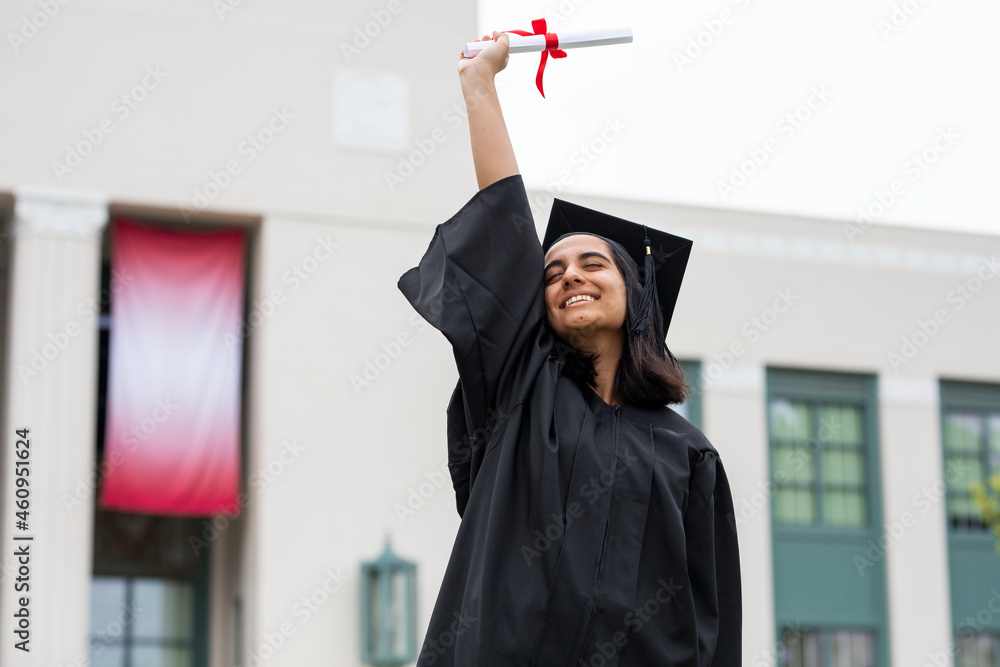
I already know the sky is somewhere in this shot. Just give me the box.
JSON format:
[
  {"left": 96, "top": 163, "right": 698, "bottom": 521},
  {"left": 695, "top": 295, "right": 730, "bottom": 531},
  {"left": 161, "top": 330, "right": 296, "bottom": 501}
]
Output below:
[{"left": 479, "top": 0, "right": 999, "bottom": 236}]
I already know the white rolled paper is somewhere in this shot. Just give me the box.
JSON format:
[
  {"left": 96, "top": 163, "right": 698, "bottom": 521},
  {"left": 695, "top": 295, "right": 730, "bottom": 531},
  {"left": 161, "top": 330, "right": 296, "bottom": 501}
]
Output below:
[{"left": 463, "top": 27, "right": 633, "bottom": 58}]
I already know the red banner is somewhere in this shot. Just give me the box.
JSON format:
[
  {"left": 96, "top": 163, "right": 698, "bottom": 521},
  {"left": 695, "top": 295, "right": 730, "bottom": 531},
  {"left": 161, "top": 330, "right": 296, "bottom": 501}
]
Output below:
[{"left": 100, "top": 219, "right": 245, "bottom": 515}]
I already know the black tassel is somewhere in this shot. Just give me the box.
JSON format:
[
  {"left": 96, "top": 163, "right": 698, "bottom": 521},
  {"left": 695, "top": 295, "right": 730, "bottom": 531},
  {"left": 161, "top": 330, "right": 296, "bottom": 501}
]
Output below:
[
  {"left": 628, "top": 226, "right": 668, "bottom": 356},
  {"left": 665, "top": 344, "right": 677, "bottom": 364}
]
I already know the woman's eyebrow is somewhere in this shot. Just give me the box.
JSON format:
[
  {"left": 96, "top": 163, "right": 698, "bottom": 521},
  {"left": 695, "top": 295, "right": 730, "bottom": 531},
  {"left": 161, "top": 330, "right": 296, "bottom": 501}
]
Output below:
[{"left": 543, "top": 251, "right": 612, "bottom": 275}]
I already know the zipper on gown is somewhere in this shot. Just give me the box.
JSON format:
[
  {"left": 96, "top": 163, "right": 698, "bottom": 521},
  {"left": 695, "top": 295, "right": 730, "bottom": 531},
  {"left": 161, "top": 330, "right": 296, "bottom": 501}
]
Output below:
[{"left": 579, "top": 403, "right": 620, "bottom": 657}]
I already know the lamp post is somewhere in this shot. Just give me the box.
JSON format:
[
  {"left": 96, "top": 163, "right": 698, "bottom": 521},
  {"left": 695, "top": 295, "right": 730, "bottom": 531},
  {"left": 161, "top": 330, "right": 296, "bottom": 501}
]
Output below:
[{"left": 360, "top": 538, "right": 417, "bottom": 666}]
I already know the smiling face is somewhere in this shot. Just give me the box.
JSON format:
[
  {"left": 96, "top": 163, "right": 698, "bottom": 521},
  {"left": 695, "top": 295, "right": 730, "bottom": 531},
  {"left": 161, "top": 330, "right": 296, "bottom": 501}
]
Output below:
[{"left": 543, "top": 234, "right": 628, "bottom": 346}]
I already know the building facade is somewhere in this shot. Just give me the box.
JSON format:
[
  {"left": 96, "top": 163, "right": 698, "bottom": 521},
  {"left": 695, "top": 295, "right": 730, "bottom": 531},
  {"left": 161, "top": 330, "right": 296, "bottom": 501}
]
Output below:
[{"left": 1, "top": 2, "right": 998, "bottom": 667}]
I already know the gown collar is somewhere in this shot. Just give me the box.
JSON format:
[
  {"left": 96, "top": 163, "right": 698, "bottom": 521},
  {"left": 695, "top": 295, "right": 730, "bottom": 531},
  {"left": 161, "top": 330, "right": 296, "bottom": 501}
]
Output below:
[{"left": 583, "top": 383, "right": 675, "bottom": 425}]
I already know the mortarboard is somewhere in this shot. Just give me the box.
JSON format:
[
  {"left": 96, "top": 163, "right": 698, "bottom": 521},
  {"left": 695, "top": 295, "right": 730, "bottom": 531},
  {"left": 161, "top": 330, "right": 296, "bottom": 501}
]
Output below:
[{"left": 541, "top": 198, "right": 693, "bottom": 359}]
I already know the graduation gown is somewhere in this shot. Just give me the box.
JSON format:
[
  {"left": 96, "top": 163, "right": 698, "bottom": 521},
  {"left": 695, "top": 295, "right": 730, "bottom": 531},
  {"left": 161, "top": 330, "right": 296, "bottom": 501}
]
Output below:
[{"left": 398, "top": 174, "right": 742, "bottom": 667}]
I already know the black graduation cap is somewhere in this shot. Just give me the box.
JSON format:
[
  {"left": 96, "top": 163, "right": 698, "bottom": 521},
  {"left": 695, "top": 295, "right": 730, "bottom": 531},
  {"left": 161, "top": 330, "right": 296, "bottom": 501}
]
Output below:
[{"left": 541, "top": 198, "right": 693, "bottom": 359}]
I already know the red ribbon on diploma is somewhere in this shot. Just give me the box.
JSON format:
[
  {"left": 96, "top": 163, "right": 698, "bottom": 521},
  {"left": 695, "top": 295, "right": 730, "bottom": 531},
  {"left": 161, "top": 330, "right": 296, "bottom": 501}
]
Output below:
[{"left": 505, "top": 18, "right": 567, "bottom": 98}]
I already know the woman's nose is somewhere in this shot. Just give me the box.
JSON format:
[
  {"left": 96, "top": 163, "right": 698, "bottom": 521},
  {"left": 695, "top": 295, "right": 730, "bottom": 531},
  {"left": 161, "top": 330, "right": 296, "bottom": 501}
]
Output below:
[{"left": 562, "top": 265, "right": 584, "bottom": 283}]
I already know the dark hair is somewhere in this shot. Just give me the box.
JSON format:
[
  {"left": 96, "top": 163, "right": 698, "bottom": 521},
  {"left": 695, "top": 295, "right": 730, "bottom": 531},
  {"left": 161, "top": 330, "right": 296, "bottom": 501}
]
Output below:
[{"left": 548, "top": 241, "right": 689, "bottom": 408}]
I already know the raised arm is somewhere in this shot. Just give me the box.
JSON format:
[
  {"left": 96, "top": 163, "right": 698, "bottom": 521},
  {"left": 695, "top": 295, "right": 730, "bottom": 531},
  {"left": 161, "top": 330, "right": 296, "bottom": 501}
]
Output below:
[{"left": 459, "top": 31, "right": 520, "bottom": 190}]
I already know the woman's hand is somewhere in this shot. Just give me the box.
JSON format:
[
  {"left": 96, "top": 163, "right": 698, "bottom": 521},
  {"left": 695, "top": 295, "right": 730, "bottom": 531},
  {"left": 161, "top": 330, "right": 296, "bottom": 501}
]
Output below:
[
  {"left": 458, "top": 31, "right": 510, "bottom": 84},
  {"left": 458, "top": 30, "right": 518, "bottom": 190}
]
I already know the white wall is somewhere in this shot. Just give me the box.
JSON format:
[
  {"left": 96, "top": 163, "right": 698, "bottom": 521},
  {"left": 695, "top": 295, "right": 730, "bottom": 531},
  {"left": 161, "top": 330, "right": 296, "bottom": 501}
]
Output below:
[{"left": 1, "top": 0, "right": 480, "bottom": 224}]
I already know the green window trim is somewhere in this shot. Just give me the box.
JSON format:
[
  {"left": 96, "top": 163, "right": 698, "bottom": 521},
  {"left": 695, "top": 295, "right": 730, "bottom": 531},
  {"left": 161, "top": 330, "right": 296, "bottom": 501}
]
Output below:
[
  {"left": 778, "top": 626, "right": 876, "bottom": 667},
  {"left": 954, "top": 632, "right": 1000, "bottom": 667},
  {"left": 941, "top": 380, "right": 1000, "bottom": 638},
  {"left": 941, "top": 379, "right": 1000, "bottom": 530},
  {"left": 89, "top": 571, "right": 209, "bottom": 667},
  {"left": 767, "top": 370, "right": 876, "bottom": 530},
  {"left": 767, "top": 367, "right": 888, "bottom": 667},
  {"left": 676, "top": 359, "right": 703, "bottom": 430},
  {"left": 771, "top": 401, "right": 868, "bottom": 527}
]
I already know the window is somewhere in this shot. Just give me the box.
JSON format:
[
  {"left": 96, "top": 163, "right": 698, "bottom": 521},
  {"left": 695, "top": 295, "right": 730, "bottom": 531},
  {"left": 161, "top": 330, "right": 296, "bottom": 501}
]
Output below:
[
  {"left": 779, "top": 627, "right": 875, "bottom": 667},
  {"left": 941, "top": 381, "right": 1000, "bottom": 650},
  {"left": 956, "top": 633, "right": 1000, "bottom": 667},
  {"left": 767, "top": 369, "right": 887, "bottom": 667},
  {"left": 942, "top": 384, "right": 1000, "bottom": 529},
  {"left": 89, "top": 508, "right": 209, "bottom": 667},
  {"left": 770, "top": 397, "right": 869, "bottom": 527},
  {"left": 90, "top": 577, "right": 196, "bottom": 666},
  {"left": 674, "top": 360, "right": 703, "bottom": 429}
]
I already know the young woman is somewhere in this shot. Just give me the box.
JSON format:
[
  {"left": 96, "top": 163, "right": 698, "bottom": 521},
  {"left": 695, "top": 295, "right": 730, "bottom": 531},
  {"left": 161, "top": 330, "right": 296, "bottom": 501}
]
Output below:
[{"left": 398, "top": 31, "right": 742, "bottom": 667}]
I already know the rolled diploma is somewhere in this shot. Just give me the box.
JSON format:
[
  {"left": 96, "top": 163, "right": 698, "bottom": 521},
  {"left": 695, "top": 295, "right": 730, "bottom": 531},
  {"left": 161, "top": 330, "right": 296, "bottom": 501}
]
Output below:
[{"left": 463, "top": 27, "right": 633, "bottom": 58}]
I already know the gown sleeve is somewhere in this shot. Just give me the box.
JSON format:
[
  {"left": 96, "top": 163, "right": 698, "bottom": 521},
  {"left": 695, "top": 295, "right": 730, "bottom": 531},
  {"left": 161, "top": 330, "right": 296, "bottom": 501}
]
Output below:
[
  {"left": 684, "top": 449, "right": 743, "bottom": 666},
  {"left": 397, "top": 174, "right": 544, "bottom": 516}
]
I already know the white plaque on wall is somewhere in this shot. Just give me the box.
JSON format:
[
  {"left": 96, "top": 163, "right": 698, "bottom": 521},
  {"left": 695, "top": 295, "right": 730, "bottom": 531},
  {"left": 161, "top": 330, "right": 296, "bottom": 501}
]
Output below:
[{"left": 333, "top": 69, "right": 409, "bottom": 153}]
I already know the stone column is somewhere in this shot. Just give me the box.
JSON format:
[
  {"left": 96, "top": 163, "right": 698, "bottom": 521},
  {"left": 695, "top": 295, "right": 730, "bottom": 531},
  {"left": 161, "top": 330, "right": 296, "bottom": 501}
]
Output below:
[
  {"left": 702, "top": 362, "right": 775, "bottom": 667},
  {"left": 0, "top": 188, "right": 108, "bottom": 667},
  {"left": 878, "top": 373, "right": 953, "bottom": 667}
]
